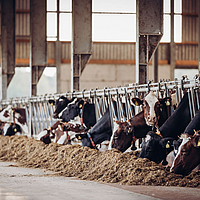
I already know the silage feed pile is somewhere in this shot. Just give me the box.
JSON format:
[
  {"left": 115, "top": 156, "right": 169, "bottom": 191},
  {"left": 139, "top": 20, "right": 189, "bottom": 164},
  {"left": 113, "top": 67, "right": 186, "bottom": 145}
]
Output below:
[{"left": 0, "top": 135, "right": 200, "bottom": 188}]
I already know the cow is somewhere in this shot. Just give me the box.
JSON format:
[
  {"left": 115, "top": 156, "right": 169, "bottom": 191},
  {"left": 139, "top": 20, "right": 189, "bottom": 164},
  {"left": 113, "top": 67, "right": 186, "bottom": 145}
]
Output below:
[
  {"left": 49, "top": 96, "right": 75, "bottom": 118},
  {"left": 170, "top": 131, "right": 200, "bottom": 175},
  {"left": 111, "top": 91, "right": 172, "bottom": 152},
  {"left": 60, "top": 99, "right": 96, "bottom": 128},
  {"left": 4, "top": 123, "right": 22, "bottom": 136},
  {"left": 75, "top": 108, "right": 113, "bottom": 149},
  {"left": 139, "top": 95, "right": 198, "bottom": 165},
  {"left": 169, "top": 109, "right": 200, "bottom": 175},
  {"left": 0, "top": 105, "right": 28, "bottom": 135},
  {"left": 36, "top": 120, "right": 85, "bottom": 145},
  {"left": 139, "top": 131, "right": 174, "bottom": 165},
  {"left": 52, "top": 97, "right": 96, "bottom": 130}
]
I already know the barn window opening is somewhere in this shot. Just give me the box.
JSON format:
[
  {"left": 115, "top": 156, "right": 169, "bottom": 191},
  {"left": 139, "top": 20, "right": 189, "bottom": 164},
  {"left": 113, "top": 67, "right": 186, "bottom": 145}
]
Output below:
[
  {"left": 161, "top": 0, "right": 182, "bottom": 43},
  {"left": 46, "top": 0, "right": 182, "bottom": 43}
]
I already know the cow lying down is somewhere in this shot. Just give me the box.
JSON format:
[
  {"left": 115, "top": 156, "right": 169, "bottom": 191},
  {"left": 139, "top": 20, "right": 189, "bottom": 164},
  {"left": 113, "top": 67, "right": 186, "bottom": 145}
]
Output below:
[{"left": 36, "top": 120, "right": 85, "bottom": 145}]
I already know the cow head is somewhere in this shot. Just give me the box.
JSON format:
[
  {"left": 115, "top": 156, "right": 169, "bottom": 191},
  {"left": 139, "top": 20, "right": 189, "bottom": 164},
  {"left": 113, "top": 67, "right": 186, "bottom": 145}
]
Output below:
[
  {"left": 3, "top": 123, "right": 21, "bottom": 136},
  {"left": 75, "top": 129, "right": 111, "bottom": 149},
  {"left": 132, "top": 91, "right": 171, "bottom": 127},
  {"left": 139, "top": 131, "right": 174, "bottom": 165},
  {"left": 111, "top": 121, "right": 134, "bottom": 153},
  {"left": 61, "top": 99, "right": 84, "bottom": 122},
  {"left": 170, "top": 133, "right": 200, "bottom": 175},
  {"left": 50, "top": 96, "right": 75, "bottom": 118},
  {"left": 40, "top": 129, "right": 52, "bottom": 144}
]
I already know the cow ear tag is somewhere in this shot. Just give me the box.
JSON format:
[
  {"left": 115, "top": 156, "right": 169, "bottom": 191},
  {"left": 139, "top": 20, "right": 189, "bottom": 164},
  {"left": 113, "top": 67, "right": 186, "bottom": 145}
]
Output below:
[
  {"left": 79, "top": 104, "right": 82, "bottom": 108},
  {"left": 166, "top": 100, "right": 170, "bottom": 106},
  {"left": 134, "top": 100, "right": 139, "bottom": 106},
  {"left": 14, "top": 128, "right": 17, "bottom": 132},
  {"left": 197, "top": 138, "right": 200, "bottom": 147},
  {"left": 50, "top": 103, "right": 54, "bottom": 106},
  {"left": 78, "top": 135, "right": 82, "bottom": 140},
  {"left": 166, "top": 141, "right": 170, "bottom": 149}
]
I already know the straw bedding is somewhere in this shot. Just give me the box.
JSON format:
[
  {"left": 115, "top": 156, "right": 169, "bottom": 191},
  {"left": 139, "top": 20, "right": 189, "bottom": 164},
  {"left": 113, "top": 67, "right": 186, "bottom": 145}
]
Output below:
[{"left": 0, "top": 135, "right": 200, "bottom": 188}]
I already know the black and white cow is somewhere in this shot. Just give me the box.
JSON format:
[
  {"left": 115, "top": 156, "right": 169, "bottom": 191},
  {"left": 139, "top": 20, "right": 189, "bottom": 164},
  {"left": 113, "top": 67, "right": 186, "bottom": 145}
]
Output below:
[
  {"left": 75, "top": 108, "right": 113, "bottom": 149},
  {"left": 49, "top": 96, "right": 75, "bottom": 119},
  {"left": 139, "top": 131, "right": 174, "bottom": 165},
  {"left": 60, "top": 99, "right": 96, "bottom": 128},
  {"left": 111, "top": 91, "right": 172, "bottom": 152},
  {"left": 0, "top": 105, "right": 28, "bottom": 135}
]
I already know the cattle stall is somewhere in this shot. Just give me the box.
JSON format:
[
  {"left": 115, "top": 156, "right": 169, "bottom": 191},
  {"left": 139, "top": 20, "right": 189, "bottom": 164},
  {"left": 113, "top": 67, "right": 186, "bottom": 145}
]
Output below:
[{"left": 0, "top": 77, "right": 200, "bottom": 148}]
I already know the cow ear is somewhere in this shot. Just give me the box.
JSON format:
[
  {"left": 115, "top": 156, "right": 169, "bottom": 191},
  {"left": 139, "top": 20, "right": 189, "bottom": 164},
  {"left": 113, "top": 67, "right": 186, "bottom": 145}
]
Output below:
[
  {"left": 160, "top": 139, "right": 173, "bottom": 149},
  {"left": 48, "top": 100, "right": 55, "bottom": 106},
  {"left": 193, "top": 136, "right": 200, "bottom": 147},
  {"left": 161, "top": 97, "right": 172, "bottom": 106},
  {"left": 77, "top": 100, "right": 84, "bottom": 109},
  {"left": 131, "top": 98, "right": 143, "bottom": 106}
]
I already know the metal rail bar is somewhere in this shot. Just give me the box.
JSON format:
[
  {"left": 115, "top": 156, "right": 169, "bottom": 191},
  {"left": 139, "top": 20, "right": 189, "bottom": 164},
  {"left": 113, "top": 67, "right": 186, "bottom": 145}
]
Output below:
[{"left": 0, "top": 78, "right": 200, "bottom": 136}]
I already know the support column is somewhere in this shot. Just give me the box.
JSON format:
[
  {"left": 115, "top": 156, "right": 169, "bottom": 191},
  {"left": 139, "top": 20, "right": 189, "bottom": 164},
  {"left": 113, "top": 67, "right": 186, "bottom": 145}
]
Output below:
[
  {"left": 71, "top": 0, "right": 92, "bottom": 91},
  {"left": 56, "top": 0, "right": 61, "bottom": 93},
  {"left": 136, "top": 0, "right": 163, "bottom": 85},
  {"left": 30, "top": 0, "right": 47, "bottom": 96},
  {"left": 170, "top": 0, "right": 175, "bottom": 81},
  {"left": 198, "top": 0, "right": 200, "bottom": 73},
  {"left": 1, "top": 0, "right": 15, "bottom": 99},
  {"left": 153, "top": 48, "right": 158, "bottom": 83}
]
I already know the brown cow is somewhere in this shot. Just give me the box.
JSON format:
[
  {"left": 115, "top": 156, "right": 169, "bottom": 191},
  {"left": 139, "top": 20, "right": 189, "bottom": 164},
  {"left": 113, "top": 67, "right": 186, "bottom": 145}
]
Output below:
[
  {"left": 170, "top": 131, "right": 200, "bottom": 175},
  {"left": 110, "top": 91, "right": 172, "bottom": 152}
]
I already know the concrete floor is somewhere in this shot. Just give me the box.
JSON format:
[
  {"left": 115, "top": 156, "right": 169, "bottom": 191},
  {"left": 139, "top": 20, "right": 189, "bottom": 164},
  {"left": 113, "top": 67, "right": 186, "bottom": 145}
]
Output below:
[{"left": 0, "top": 161, "right": 200, "bottom": 200}]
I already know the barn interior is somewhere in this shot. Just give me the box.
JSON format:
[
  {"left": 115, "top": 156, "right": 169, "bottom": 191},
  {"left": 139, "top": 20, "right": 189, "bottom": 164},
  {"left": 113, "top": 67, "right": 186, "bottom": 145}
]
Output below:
[
  {"left": 1, "top": 1, "right": 200, "bottom": 195},
  {"left": 0, "top": 0, "right": 199, "bottom": 99}
]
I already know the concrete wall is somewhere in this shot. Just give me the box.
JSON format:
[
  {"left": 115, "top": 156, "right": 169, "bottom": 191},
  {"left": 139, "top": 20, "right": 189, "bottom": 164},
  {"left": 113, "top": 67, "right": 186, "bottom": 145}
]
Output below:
[{"left": 60, "top": 63, "right": 171, "bottom": 92}]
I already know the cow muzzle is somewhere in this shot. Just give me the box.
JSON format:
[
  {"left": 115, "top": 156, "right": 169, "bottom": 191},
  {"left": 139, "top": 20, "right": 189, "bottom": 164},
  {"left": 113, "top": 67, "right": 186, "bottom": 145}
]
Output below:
[
  {"left": 146, "top": 115, "right": 157, "bottom": 126},
  {"left": 53, "top": 113, "right": 60, "bottom": 119}
]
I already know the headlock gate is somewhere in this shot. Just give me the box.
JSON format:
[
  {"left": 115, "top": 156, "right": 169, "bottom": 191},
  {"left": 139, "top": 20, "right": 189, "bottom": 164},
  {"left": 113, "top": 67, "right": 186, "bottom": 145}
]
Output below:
[{"left": 0, "top": 76, "right": 200, "bottom": 138}]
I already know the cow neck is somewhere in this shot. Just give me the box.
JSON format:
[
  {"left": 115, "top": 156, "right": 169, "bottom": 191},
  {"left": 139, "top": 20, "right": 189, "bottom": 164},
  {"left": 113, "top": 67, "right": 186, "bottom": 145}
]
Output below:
[
  {"left": 59, "top": 124, "right": 71, "bottom": 143},
  {"left": 129, "top": 110, "right": 146, "bottom": 127},
  {"left": 87, "top": 131, "right": 98, "bottom": 150},
  {"left": 127, "top": 120, "right": 137, "bottom": 145}
]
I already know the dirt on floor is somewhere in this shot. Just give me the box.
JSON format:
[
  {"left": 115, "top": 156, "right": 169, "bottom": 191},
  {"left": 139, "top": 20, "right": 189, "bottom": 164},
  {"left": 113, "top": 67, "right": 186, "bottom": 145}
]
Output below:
[{"left": 0, "top": 135, "right": 200, "bottom": 188}]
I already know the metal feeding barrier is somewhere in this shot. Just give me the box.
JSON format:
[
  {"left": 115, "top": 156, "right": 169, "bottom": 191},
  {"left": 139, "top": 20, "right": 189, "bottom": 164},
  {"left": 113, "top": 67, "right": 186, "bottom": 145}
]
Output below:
[{"left": 0, "top": 76, "right": 200, "bottom": 138}]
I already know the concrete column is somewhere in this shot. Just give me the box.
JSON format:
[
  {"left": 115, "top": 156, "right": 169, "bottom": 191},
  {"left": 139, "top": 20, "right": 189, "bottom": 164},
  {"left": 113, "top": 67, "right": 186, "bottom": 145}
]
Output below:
[
  {"left": 198, "top": 0, "right": 200, "bottom": 73},
  {"left": 153, "top": 48, "right": 158, "bottom": 83},
  {"left": 136, "top": 0, "right": 163, "bottom": 85},
  {"left": 170, "top": 0, "right": 175, "bottom": 81},
  {"left": 56, "top": 0, "right": 61, "bottom": 93},
  {"left": 71, "top": 0, "right": 92, "bottom": 91},
  {"left": 30, "top": 0, "right": 47, "bottom": 96},
  {"left": 1, "top": 0, "right": 15, "bottom": 99}
]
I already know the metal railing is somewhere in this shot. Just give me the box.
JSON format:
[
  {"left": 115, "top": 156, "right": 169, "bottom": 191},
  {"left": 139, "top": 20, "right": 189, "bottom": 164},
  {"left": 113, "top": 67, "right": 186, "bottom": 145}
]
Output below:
[{"left": 0, "top": 76, "right": 200, "bottom": 137}]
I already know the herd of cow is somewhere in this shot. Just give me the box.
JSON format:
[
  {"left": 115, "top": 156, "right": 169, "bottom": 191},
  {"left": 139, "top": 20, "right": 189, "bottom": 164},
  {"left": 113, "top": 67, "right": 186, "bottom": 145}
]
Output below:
[{"left": 0, "top": 91, "right": 200, "bottom": 177}]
